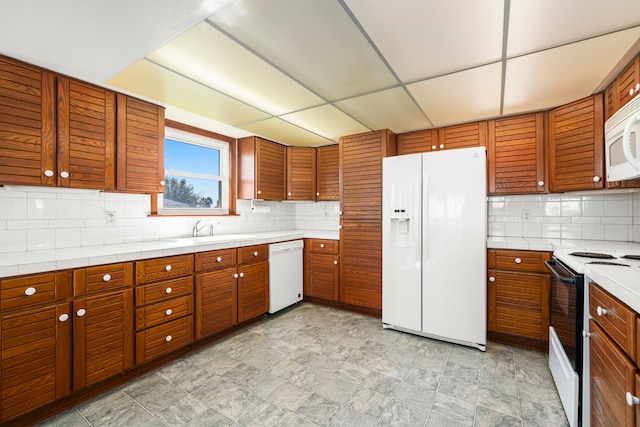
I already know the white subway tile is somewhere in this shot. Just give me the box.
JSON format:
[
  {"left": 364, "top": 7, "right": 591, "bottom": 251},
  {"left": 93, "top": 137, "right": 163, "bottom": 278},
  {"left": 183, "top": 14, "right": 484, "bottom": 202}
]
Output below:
[
  {"left": 56, "top": 228, "right": 82, "bottom": 248},
  {"left": 583, "top": 224, "right": 605, "bottom": 240},
  {"left": 561, "top": 224, "right": 582, "bottom": 240},
  {"left": 604, "top": 199, "right": 631, "bottom": 216},
  {"left": 604, "top": 224, "right": 631, "bottom": 241},
  {"left": 26, "top": 229, "right": 56, "bottom": 251},
  {"left": 561, "top": 200, "right": 582, "bottom": 217},
  {"left": 0, "top": 230, "right": 27, "bottom": 252},
  {"left": 57, "top": 199, "right": 83, "bottom": 219},
  {"left": 0, "top": 198, "right": 27, "bottom": 220},
  {"left": 27, "top": 197, "right": 57, "bottom": 219}
]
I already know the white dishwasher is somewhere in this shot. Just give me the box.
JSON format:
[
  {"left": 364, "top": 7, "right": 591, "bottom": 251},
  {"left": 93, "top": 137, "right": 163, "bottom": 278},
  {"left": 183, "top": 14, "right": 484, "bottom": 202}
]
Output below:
[{"left": 269, "top": 240, "right": 304, "bottom": 314}]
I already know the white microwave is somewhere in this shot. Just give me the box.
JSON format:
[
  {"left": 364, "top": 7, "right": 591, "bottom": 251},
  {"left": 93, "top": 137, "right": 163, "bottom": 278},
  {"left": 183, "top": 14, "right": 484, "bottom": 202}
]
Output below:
[{"left": 605, "top": 94, "right": 640, "bottom": 181}]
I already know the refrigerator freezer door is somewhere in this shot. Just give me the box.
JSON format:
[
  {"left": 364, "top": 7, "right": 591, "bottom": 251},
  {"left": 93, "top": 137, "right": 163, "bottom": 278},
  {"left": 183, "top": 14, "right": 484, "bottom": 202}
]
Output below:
[
  {"left": 421, "top": 147, "right": 487, "bottom": 347},
  {"left": 382, "top": 153, "right": 422, "bottom": 331}
]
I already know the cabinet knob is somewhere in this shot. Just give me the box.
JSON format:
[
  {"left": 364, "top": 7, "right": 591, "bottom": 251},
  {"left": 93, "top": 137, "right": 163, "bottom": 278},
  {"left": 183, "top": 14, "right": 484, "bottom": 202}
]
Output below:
[
  {"left": 165, "top": 287, "right": 172, "bottom": 294},
  {"left": 217, "top": 256, "right": 223, "bottom": 262},
  {"left": 257, "top": 190, "right": 262, "bottom": 195},
  {"left": 489, "top": 276, "right": 495, "bottom": 282},
  {"left": 234, "top": 273, "right": 239, "bottom": 279},
  {"left": 44, "top": 169, "right": 54, "bottom": 177},
  {"left": 582, "top": 330, "right": 590, "bottom": 338},
  {"left": 537, "top": 181, "right": 544, "bottom": 187},
  {"left": 24, "top": 287, "right": 36, "bottom": 296},
  {"left": 320, "top": 244, "right": 325, "bottom": 248},
  {"left": 596, "top": 306, "right": 608, "bottom": 316},
  {"left": 103, "top": 274, "right": 111, "bottom": 282},
  {"left": 316, "top": 192, "right": 320, "bottom": 196},
  {"left": 165, "top": 335, "right": 172, "bottom": 342},
  {"left": 288, "top": 192, "right": 292, "bottom": 196},
  {"left": 60, "top": 171, "right": 69, "bottom": 179},
  {"left": 165, "top": 309, "right": 172, "bottom": 316},
  {"left": 514, "top": 258, "right": 522, "bottom": 264},
  {"left": 431, "top": 145, "right": 437, "bottom": 150},
  {"left": 253, "top": 251, "right": 258, "bottom": 257},
  {"left": 334, "top": 260, "right": 338, "bottom": 265},
  {"left": 631, "top": 88, "right": 635, "bottom": 97},
  {"left": 627, "top": 392, "right": 640, "bottom": 406},
  {"left": 160, "top": 180, "right": 165, "bottom": 186},
  {"left": 239, "top": 272, "right": 245, "bottom": 278},
  {"left": 77, "top": 309, "right": 86, "bottom": 317},
  {"left": 339, "top": 211, "right": 342, "bottom": 215},
  {"left": 439, "top": 144, "right": 444, "bottom": 149},
  {"left": 165, "top": 265, "right": 172, "bottom": 271},
  {"left": 593, "top": 176, "right": 601, "bottom": 183},
  {"left": 59, "top": 313, "right": 69, "bottom": 322}
]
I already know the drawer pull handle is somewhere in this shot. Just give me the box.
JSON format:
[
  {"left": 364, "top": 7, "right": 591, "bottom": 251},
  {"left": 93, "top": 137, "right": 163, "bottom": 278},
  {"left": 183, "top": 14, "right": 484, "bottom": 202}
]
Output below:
[
  {"left": 239, "top": 272, "right": 245, "bottom": 278},
  {"left": 217, "top": 256, "right": 222, "bottom": 262},
  {"left": 103, "top": 274, "right": 111, "bottom": 282},
  {"left": 334, "top": 260, "right": 338, "bottom": 265},
  {"left": 165, "top": 309, "right": 172, "bottom": 316},
  {"left": 77, "top": 309, "right": 86, "bottom": 317},
  {"left": 165, "top": 335, "right": 172, "bottom": 342},
  {"left": 596, "top": 306, "right": 608, "bottom": 316},
  {"left": 514, "top": 258, "right": 521, "bottom": 264},
  {"left": 233, "top": 273, "right": 239, "bottom": 279},
  {"left": 59, "top": 314, "right": 69, "bottom": 322},
  {"left": 488, "top": 277, "right": 495, "bottom": 283},
  {"left": 253, "top": 251, "right": 258, "bottom": 257},
  {"left": 627, "top": 392, "right": 640, "bottom": 406},
  {"left": 165, "top": 265, "right": 172, "bottom": 271},
  {"left": 320, "top": 244, "right": 325, "bottom": 248},
  {"left": 165, "top": 287, "right": 172, "bottom": 294},
  {"left": 24, "top": 287, "right": 36, "bottom": 296}
]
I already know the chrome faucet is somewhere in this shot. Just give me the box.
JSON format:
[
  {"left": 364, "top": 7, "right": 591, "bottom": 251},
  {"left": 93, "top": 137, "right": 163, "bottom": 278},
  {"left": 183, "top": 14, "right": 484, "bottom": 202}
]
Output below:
[{"left": 192, "top": 220, "right": 214, "bottom": 237}]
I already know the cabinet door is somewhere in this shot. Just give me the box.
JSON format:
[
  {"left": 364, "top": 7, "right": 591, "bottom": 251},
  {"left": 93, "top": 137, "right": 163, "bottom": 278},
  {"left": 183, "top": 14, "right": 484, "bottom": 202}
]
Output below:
[
  {"left": 487, "top": 113, "right": 546, "bottom": 194},
  {"left": 238, "top": 261, "right": 268, "bottom": 323},
  {"left": 1, "top": 303, "right": 71, "bottom": 422},
  {"left": 487, "top": 270, "right": 550, "bottom": 341},
  {"left": 340, "top": 220, "right": 382, "bottom": 310},
  {"left": 73, "top": 288, "right": 134, "bottom": 390},
  {"left": 590, "top": 320, "right": 637, "bottom": 427},
  {"left": 397, "top": 129, "right": 437, "bottom": 154},
  {"left": 548, "top": 94, "right": 604, "bottom": 192},
  {"left": 0, "top": 55, "right": 56, "bottom": 186},
  {"left": 316, "top": 144, "right": 339, "bottom": 201},
  {"left": 340, "top": 129, "right": 396, "bottom": 222},
  {"left": 57, "top": 77, "right": 115, "bottom": 189},
  {"left": 256, "top": 138, "right": 286, "bottom": 200},
  {"left": 437, "top": 121, "right": 486, "bottom": 151},
  {"left": 616, "top": 56, "right": 640, "bottom": 112},
  {"left": 308, "top": 253, "right": 339, "bottom": 301},
  {"left": 195, "top": 267, "right": 237, "bottom": 339},
  {"left": 116, "top": 94, "right": 165, "bottom": 193},
  {"left": 287, "top": 146, "right": 316, "bottom": 200}
]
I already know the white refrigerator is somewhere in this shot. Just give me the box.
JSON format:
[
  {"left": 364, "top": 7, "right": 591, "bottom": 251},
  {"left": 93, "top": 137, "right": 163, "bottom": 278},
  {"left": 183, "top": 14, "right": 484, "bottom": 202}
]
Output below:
[{"left": 382, "top": 147, "right": 487, "bottom": 350}]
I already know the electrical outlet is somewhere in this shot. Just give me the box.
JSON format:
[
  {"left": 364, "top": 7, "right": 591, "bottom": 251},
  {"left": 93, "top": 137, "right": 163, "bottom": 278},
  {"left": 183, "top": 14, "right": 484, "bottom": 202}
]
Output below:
[
  {"left": 106, "top": 211, "right": 116, "bottom": 225},
  {"left": 522, "top": 210, "right": 531, "bottom": 222}
]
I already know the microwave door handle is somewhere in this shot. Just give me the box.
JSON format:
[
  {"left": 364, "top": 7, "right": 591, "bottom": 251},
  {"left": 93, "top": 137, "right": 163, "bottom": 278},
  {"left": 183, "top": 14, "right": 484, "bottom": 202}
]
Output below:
[
  {"left": 623, "top": 113, "right": 640, "bottom": 170},
  {"left": 544, "top": 260, "right": 575, "bottom": 284}
]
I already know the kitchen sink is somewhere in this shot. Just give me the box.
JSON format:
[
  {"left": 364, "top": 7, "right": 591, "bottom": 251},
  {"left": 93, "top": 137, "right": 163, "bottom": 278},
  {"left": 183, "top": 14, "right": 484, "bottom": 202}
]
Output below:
[{"left": 165, "top": 234, "right": 257, "bottom": 244}]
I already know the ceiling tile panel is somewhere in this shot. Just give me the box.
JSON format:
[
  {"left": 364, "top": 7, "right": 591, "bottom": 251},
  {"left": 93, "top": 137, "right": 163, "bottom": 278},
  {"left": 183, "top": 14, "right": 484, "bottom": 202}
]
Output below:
[
  {"left": 106, "top": 60, "right": 271, "bottom": 126},
  {"left": 239, "top": 118, "right": 335, "bottom": 147},
  {"left": 345, "top": 0, "right": 504, "bottom": 82},
  {"left": 407, "top": 63, "right": 502, "bottom": 127},
  {"left": 508, "top": 0, "right": 640, "bottom": 57},
  {"left": 334, "top": 87, "right": 432, "bottom": 133},
  {"left": 148, "top": 22, "right": 324, "bottom": 115},
  {"left": 504, "top": 28, "right": 640, "bottom": 115},
  {"left": 208, "top": 0, "right": 397, "bottom": 100},
  {"left": 280, "top": 105, "right": 370, "bottom": 142}
]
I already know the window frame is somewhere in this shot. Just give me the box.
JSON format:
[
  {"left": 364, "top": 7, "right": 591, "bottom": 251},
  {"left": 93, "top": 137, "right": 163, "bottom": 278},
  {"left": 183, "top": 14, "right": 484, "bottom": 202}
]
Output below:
[{"left": 152, "top": 120, "right": 236, "bottom": 216}]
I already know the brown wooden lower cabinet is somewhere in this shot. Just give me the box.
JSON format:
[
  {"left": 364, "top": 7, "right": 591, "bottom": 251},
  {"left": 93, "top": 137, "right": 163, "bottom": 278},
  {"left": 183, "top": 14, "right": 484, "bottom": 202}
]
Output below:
[
  {"left": 305, "top": 238, "right": 340, "bottom": 302},
  {"left": 196, "top": 267, "right": 238, "bottom": 339},
  {"left": 238, "top": 261, "right": 269, "bottom": 323}
]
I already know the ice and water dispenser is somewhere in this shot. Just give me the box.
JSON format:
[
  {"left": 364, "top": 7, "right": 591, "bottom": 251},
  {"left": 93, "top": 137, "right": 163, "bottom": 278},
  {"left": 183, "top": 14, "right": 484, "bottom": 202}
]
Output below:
[{"left": 389, "top": 207, "right": 412, "bottom": 247}]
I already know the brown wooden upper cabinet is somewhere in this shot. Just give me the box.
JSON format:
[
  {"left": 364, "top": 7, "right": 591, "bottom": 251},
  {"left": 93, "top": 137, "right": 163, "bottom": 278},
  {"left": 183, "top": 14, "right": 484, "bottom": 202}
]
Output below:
[
  {"left": 116, "top": 94, "right": 165, "bottom": 193},
  {"left": 397, "top": 122, "right": 486, "bottom": 155},
  {"left": 397, "top": 129, "right": 437, "bottom": 155},
  {"left": 487, "top": 112, "right": 546, "bottom": 195},
  {"left": 605, "top": 54, "right": 640, "bottom": 120},
  {"left": 286, "top": 146, "right": 316, "bottom": 200},
  {"left": 237, "top": 136, "right": 286, "bottom": 200},
  {"left": 547, "top": 93, "right": 604, "bottom": 192},
  {"left": 316, "top": 144, "right": 339, "bottom": 201}
]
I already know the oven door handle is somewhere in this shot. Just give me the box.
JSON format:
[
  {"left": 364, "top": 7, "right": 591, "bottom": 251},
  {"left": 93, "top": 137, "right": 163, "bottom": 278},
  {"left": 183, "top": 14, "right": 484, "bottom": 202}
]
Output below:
[{"left": 544, "top": 260, "right": 576, "bottom": 284}]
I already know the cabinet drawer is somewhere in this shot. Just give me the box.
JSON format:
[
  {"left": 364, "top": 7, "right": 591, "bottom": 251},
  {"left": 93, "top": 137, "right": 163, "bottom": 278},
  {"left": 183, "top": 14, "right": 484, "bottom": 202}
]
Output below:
[
  {"left": 195, "top": 248, "right": 237, "bottom": 272},
  {"left": 1, "top": 271, "right": 71, "bottom": 310},
  {"left": 590, "top": 282, "right": 637, "bottom": 359},
  {"left": 488, "top": 249, "right": 551, "bottom": 273},
  {"left": 136, "top": 295, "right": 193, "bottom": 331},
  {"left": 135, "top": 315, "right": 194, "bottom": 364},
  {"left": 73, "top": 262, "right": 133, "bottom": 296},
  {"left": 135, "top": 254, "right": 193, "bottom": 284},
  {"left": 238, "top": 244, "right": 269, "bottom": 264},
  {"left": 309, "top": 239, "right": 338, "bottom": 254},
  {"left": 135, "top": 276, "right": 193, "bottom": 307}
]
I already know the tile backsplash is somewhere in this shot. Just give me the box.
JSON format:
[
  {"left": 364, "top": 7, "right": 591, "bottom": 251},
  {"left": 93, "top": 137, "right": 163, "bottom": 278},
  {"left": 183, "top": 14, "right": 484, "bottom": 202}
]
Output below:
[
  {"left": 0, "top": 186, "right": 340, "bottom": 254},
  {"left": 489, "top": 191, "right": 640, "bottom": 242}
]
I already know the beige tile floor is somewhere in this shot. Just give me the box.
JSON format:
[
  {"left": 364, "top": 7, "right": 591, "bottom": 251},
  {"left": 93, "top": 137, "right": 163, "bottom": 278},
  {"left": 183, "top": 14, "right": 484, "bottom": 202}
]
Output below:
[{"left": 38, "top": 303, "right": 568, "bottom": 426}]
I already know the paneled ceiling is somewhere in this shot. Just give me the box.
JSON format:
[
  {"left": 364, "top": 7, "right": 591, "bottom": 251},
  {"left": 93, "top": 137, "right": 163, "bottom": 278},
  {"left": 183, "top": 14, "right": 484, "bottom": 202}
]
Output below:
[{"left": 1, "top": 0, "right": 640, "bottom": 146}]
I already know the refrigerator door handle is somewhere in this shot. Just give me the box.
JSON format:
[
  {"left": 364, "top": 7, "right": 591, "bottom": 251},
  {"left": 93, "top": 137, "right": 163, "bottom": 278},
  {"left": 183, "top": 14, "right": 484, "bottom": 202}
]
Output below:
[{"left": 422, "top": 173, "right": 428, "bottom": 261}]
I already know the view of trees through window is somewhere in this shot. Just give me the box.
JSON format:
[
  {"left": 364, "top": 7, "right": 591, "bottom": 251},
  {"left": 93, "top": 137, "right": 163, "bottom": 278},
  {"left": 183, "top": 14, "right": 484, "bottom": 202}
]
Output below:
[{"left": 163, "top": 176, "right": 216, "bottom": 208}]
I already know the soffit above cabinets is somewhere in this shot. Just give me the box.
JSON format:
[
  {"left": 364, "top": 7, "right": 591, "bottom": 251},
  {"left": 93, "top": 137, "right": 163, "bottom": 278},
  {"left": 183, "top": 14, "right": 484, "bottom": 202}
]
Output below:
[{"left": 1, "top": 0, "right": 639, "bottom": 146}]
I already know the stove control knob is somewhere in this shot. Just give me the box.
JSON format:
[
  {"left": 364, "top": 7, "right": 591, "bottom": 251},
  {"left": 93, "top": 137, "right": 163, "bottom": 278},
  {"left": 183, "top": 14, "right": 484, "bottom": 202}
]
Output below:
[{"left": 596, "top": 306, "right": 608, "bottom": 316}]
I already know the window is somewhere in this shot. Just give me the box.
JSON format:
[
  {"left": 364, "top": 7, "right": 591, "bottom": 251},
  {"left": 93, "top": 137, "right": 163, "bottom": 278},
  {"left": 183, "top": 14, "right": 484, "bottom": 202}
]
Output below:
[{"left": 158, "top": 127, "right": 230, "bottom": 215}]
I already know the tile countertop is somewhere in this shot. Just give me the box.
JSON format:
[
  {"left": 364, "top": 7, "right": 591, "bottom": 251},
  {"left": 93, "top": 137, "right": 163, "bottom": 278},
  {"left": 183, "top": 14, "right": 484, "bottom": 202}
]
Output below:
[{"left": 0, "top": 229, "right": 339, "bottom": 279}]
